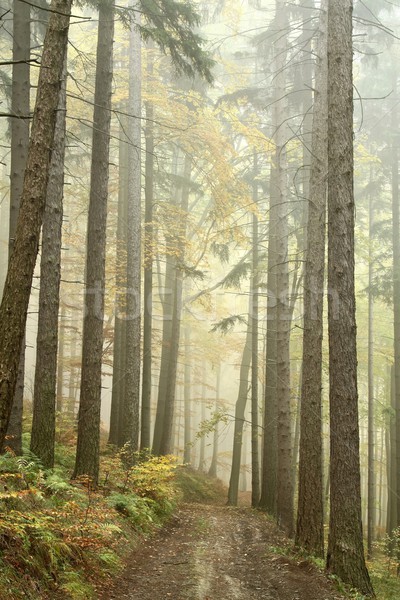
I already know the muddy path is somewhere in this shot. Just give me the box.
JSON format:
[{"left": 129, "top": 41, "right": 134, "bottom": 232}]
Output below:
[{"left": 98, "top": 504, "right": 346, "bottom": 600}]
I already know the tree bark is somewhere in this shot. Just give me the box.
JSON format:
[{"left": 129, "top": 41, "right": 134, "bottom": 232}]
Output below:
[
  {"left": 228, "top": 299, "right": 252, "bottom": 506},
  {"left": 30, "top": 53, "right": 67, "bottom": 468},
  {"left": 0, "top": 0, "right": 72, "bottom": 450},
  {"left": 109, "top": 118, "right": 128, "bottom": 446},
  {"left": 158, "top": 154, "right": 191, "bottom": 455},
  {"left": 274, "top": 0, "right": 293, "bottom": 536},
  {"left": 259, "top": 164, "right": 278, "bottom": 514},
  {"left": 295, "top": 0, "right": 327, "bottom": 558},
  {"left": 183, "top": 323, "right": 192, "bottom": 464},
  {"left": 326, "top": 0, "right": 374, "bottom": 594},
  {"left": 141, "top": 44, "right": 154, "bottom": 450},
  {"left": 74, "top": 0, "right": 115, "bottom": 483},
  {"left": 251, "top": 151, "right": 260, "bottom": 507},
  {"left": 120, "top": 14, "right": 142, "bottom": 452},
  {"left": 5, "top": 0, "right": 31, "bottom": 454},
  {"left": 367, "top": 172, "right": 375, "bottom": 558}
]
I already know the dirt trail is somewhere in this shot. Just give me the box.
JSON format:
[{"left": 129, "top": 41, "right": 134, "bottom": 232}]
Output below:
[{"left": 98, "top": 504, "right": 346, "bottom": 600}]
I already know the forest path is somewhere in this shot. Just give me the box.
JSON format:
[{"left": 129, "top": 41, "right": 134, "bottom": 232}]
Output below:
[{"left": 98, "top": 503, "right": 345, "bottom": 600}]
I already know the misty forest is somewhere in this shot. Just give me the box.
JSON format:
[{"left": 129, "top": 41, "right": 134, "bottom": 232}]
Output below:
[{"left": 1, "top": 0, "right": 400, "bottom": 598}]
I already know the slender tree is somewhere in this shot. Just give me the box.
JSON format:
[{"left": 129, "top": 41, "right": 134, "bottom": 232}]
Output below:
[
  {"left": 251, "top": 151, "right": 260, "bottom": 507},
  {"left": 0, "top": 0, "right": 72, "bottom": 450},
  {"left": 5, "top": 0, "right": 31, "bottom": 454},
  {"left": 74, "top": 0, "right": 115, "bottom": 482},
  {"left": 326, "top": 0, "right": 374, "bottom": 593},
  {"left": 30, "top": 54, "right": 67, "bottom": 468},
  {"left": 273, "top": 0, "right": 293, "bottom": 536},
  {"left": 295, "top": 0, "right": 327, "bottom": 558},
  {"left": 120, "top": 12, "right": 142, "bottom": 452}
]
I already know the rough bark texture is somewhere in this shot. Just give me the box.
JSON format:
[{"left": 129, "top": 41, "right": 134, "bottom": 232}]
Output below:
[
  {"left": 5, "top": 0, "right": 31, "bottom": 454},
  {"left": 122, "top": 14, "right": 142, "bottom": 453},
  {"left": 295, "top": 0, "right": 327, "bottom": 558},
  {"left": 0, "top": 0, "right": 72, "bottom": 450},
  {"left": 326, "top": 0, "right": 374, "bottom": 594},
  {"left": 30, "top": 55, "right": 67, "bottom": 468},
  {"left": 274, "top": 0, "right": 293, "bottom": 537},
  {"left": 74, "top": 0, "right": 115, "bottom": 483}
]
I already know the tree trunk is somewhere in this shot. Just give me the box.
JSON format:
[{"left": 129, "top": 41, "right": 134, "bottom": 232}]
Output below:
[
  {"left": 183, "top": 324, "right": 192, "bottom": 464},
  {"left": 0, "top": 0, "right": 72, "bottom": 450},
  {"left": 367, "top": 173, "right": 375, "bottom": 558},
  {"left": 387, "top": 365, "right": 397, "bottom": 537},
  {"left": 30, "top": 54, "right": 67, "bottom": 468},
  {"left": 56, "top": 305, "right": 66, "bottom": 414},
  {"left": 326, "top": 0, "right": 374, "bottom": 594},
  {"left": 259, "top": 164, "right": 278, "bottom": 514},
  {"left": 74, "top": 0, "right": 115, "bottom": 483},
  {"left": 109, "top": 119, "right": 128, "bottom": 446},
  {"left": 295, "top": 0, "right": 327, "bottom": 558},
  {"left": 141, "top": 44, "right": 155, "bottom": 450},
  {"left": 274, "top": 0, "right": 293, "bottom": 536},
  {"left": 121, "top": 15, "right": 141, "bottom": 452},
  {"left": 5, "top": 0, "right": 31, "bottom": 454},
  {"left": 158, "top": 155, "right": 191, "bottom": 456},
  {"left": 227, "top": 302, "right": 252, "bottom": 506},
  {"left": 391, "top": 89, "right": 400, "bottom": 543},
  {"left": 251, "top": 151, "right": 260, "bottom": 507}
]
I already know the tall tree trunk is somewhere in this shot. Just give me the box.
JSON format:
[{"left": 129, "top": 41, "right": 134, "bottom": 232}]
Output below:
[
  {"left": 141, "top": 45, "right": 154, "bottom": 450},
  {"left": 0, "top": 0, "right": 72, "bottom": 450},
  {"left": 391, "top": 89, "right": 400, "bottom": 544},
  {"left": 295, "top": 0, "right": 327, "bottom": 558},
  {"left": 227, "top": 301, "right": 252, "bottom": 506},
  {"left": 121, "top": 16, "right": 141, "bottom": 452},
  {"left": 251, "top": 151, "right": 260, "bottom": 507},
  {"left": 152, "top": 250, "right": 174, "bottom": 453},
  {"left": 5, "top": 0, "right": 31, "bottom": 454},
  {"left": 387, "top": 365, "right": 397, "bottom": 537},
  {"left": 326, "top": 0, "right": 374, "bottom": 594},
  {"left": 183, "top": 324, "right": 192, "bottom": 464},
  {"left": 259, "top": 164, "right": 278, "bottom": 514},
  {"left": 109, "top": 119, "right": 128, "bottom": 446},
  {"left": 367, "top": 175, "right": 375, "bottom": 558},
  {"left": 30, "top": 54, "right": 67, "bottom": 468},
  {"left": 274, "top": 0, "right": 293, "bottom": 536},
  {"left": 158, "top": 155, "right": 191, "bottom": 455},
  {"left": 74, "top": 0, "right": 115, "bottom": 483}
]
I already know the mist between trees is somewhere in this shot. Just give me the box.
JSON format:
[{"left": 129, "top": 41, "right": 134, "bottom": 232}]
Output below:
[{"left": 1, "top": 0, "right": 400, "bottom": 597}]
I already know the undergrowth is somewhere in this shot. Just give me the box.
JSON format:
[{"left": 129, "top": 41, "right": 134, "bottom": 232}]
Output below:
[{"left": 0, "top": 437, "right": 179, "bottom": 599}]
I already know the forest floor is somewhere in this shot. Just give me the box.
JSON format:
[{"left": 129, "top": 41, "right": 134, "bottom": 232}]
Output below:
[{"left": 97, "top": 500, "right": 346, "bottom": 600}]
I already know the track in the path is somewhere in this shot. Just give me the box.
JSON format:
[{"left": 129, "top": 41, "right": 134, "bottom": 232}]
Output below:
[{"left": 98, "top": 503, "right": 345, "bottom": 600}]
